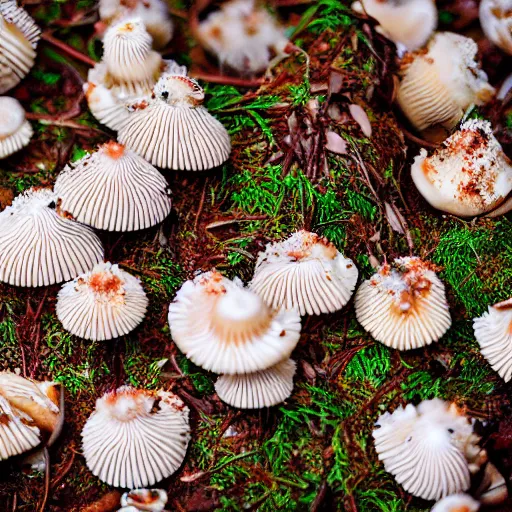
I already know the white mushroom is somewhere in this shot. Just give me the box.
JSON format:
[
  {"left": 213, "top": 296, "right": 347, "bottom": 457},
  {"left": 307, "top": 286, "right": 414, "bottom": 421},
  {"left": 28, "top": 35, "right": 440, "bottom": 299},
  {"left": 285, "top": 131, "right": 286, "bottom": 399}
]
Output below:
[
  {"left": 56, "top": 262, "right": 148, "bottom": 341},
  {"left": 55, "top": 141, "right": 172, "bottom": 231},
  {"left": 431, "top": 494, "right": 480, "bottom": 512},
  {"left": 82, "top": 386, "right": 190, "bottom": 488},
  {"left": 0, "top": 96, "right": 32, "bottom": 158},
  {"left": 355, "top": 257, "right": 451, "bottom": 350},
  {"left": 473, "top": 298, "right": 512, "bottom": 382},
  {"left": 0, "top": 188, "right": 104, "bottom": 287},
  {"left": 99, "top": 0, "right": 174, "bottom": 49},
  {"left": 397, "top": 32, "right": 495, "bottom": 140},
  {"left": 411, "top": 120, "right": 512, "bottom": 217},
  {"left": 85, "top": 18, "right": 186, "bottom": 130},
  {"left": 118, "top": 74, "right": 231, "bottom": 171},
  {"left": 480, "top": 0, "right": 512, "bottom": 55},
  {"left": 120, "top": 488, "right": 168, "bottom": 511},
  {"left": 250, "top": 230, "right": 358, "bottom": 316},
  {"left": 168, "top": 270, "right": 301, "bottom": 374},
  {"left": 215, "top": 358, "right": 296, "bottom": 409},
  {"left": 196, "top": 0, "right": 289, "bottom": 76},
  {"left": 351, "top": 0, "right": 437, "bottom": 54},
  {"left": 373, "top": 399, "right": 482, "bottom": 501},
  {"left": 0, "top": 0, "right": 40, "bottom": 94}
]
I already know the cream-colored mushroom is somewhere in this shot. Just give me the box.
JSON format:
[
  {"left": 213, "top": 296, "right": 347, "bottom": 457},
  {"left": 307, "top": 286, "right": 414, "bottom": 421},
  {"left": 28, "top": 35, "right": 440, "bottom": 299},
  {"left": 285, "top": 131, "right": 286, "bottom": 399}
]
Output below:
[
  {"left": 120, "top": 488, "right": 168, "bottom": 511},
  {"left": 480, "top": 0, "right": 512, "bottom": 55},
  {"left": 431, "top": 494, "right": 480, "bottom": 512},
  {"left": 0, "top": 96, "right": 32, "bottom": 158}
]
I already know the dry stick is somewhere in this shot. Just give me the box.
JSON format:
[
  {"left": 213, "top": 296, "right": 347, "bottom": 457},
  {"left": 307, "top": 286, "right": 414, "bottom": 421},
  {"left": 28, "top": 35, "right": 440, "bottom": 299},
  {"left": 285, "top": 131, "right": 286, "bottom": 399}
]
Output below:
[
  {"left": 39, "top": 448, "right": 50, "bottom": 512},
  {"left": 194, "top": 178, "right": 208, "bottom": 231},
  {"left": 189, "top": 71, "right": 264, "bottom": 88},
  {"left": 41, "top": 32, "right": 96, "bottom": 67}
]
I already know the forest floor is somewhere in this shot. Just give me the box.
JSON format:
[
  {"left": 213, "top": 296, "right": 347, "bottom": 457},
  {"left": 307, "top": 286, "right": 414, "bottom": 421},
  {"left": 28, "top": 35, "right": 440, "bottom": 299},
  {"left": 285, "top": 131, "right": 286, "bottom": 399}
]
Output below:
[{"left": 0, "top": 0, "right": 511, "bottom": 511}]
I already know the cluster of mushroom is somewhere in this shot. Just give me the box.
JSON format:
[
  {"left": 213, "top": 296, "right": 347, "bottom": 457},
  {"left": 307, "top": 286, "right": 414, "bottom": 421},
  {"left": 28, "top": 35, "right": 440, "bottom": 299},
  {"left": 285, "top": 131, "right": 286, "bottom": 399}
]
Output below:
[
  {"left": 167, "top": 231, "right": 359, "bottom": 409},
  {"left": 374, "top": 399, "right": 508, "bottom": 508},
  {"left": 0, "top": 1, "right": 40, "bottom": 159}
]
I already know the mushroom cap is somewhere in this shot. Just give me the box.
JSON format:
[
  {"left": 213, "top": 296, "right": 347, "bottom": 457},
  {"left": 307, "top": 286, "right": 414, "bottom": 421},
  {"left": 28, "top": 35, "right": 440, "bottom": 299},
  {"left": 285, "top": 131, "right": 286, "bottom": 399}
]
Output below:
[
  {"left": 0, "top": 1, "right": 40, "bottom": 94},
  {"left": 250, "top": 230, "right": 358, "bottom": 316},
  {"left": 411, "top": 120, "right": 512, "bottom": 217},
  {"left": 82, "top": 386, "right": 190, "bottom": 488},
  {"left": 103, "top": 18, "right": 162, "bottom": 85},
  {"left": 0, "top": 96, "right": 33, "bottom": 158},
  {"left": 473, "top": 298, "right": 512, "bottom": 382},
  {"left": 99, "top": 0, "right": 173, "bottom": 49},
  {"left": 397, "top": 32, "right": 495, "bottom": 137},
  {"left": 215, "top": 358, "right": 296, "bottom": 409},
  {"left": 355, "top": 257, "right": 451, "bottom": 350},
  {"left": 0, "top": 187, "right": 104, "bottom": 287},
  {"left": 55, "top": 141, "right": 172, "bottom": 231},
  {"left": 431, "top": 494, "right": 480, "bottom": 512},
  {"left": 373, "top": 399, "right": 477, "bottom": 501},
  {"left": 85, "top": 59, "right": 187, "bottom": 130},
  {"left": 480, "top": 0, "right": 512, "bottom": 55},
  {"left": 118, "top": 74, "right": 231, "bottom": 171},
  {"left": 197, "top": 0, "right": 288, "bottom": 75},
  {"left": 56, "top": 262, "right": 148, "bottom": 341},
  {"left": 120, "top": 488, "right": 168, "bottom": 511},
  {"left": 168, "top": 271, "right": 302, "bottom": 374},
  {"left": 351, "top": 0, "right": 437, "bottom": 52}
]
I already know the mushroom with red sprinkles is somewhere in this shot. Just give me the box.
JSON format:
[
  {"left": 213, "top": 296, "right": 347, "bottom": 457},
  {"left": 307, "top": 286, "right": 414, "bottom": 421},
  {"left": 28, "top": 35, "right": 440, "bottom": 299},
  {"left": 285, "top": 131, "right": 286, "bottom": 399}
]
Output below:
[{"left": 119, "top": 489, "right": 168, "bottom": 511}]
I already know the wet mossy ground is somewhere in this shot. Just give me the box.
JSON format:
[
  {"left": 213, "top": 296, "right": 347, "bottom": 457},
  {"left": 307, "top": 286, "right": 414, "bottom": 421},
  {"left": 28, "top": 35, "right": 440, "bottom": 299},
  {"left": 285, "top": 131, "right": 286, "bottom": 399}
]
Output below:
[{"left": 0, "top": 0, "right": 511, "bottom": 510}]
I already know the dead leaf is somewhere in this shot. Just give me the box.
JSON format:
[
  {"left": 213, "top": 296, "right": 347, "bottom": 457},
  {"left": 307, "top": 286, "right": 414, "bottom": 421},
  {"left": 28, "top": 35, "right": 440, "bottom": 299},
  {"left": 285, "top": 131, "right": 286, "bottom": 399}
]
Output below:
[
  {"left": 329, "top": 71, "right": 343, "bottom": 95},
  {"left": 325, "top": 131, "right": 348, "bottom": 154},
  {"left": 384, "top": 202, "right": 405, "bottom": 234},
  {"left": 349, "top": 104, "right": 372, "bottom": 138}
]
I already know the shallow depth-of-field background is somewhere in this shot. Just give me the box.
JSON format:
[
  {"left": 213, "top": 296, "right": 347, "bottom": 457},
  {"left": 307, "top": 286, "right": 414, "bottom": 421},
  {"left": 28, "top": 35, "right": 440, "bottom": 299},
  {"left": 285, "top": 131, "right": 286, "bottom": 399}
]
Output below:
[{"left": 0, "top": 0, "right": 512, "bottom": 510}]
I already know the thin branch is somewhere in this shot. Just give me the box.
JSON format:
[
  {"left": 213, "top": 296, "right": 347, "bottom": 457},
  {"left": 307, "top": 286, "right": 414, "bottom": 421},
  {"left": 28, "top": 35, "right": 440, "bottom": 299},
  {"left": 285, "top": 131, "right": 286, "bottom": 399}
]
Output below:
[{"left": 41, "top": 32, "right": 96, "bottom": 67}]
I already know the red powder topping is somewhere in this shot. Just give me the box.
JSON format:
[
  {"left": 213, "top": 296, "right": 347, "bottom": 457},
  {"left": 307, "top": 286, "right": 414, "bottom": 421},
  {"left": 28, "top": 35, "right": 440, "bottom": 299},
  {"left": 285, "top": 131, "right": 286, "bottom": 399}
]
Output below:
[
  {"left": 89, "top": 272, "right": 123, "bottom": 295},
  {"left": 103, "top": 141, "right": 125, "bottom": 160}
]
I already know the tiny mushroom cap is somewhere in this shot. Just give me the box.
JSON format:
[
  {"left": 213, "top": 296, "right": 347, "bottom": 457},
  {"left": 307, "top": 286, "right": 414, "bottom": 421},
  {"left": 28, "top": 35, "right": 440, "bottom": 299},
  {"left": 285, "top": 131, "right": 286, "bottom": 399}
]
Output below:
[
  {"left": 215, "top": 358, "right": 296, "bottom": 409},
  {"left": 197, "top": 0, "right": 289, "bottom": 76},
  {"left": 473, "top": 298, "right": 512, "bottom": 382},
  {"left": 355, "top": 257, "right": 451, "bottom": 350},
  {"left": 351, "top": 0, "right": 437, "bottom": 53},
  {"left": 397, "top": 32, "right": 495, "bottom": 140},
  {"left": 475, "top": 462, "right": 509, "bottom": 505},
  {"left": 56, "top": 262, "right": 148, "bottom": 341},
  {"left": 118, "top": 74, "right": 231, "bottom": 171},
  {"left": 430, "top": 494, "right": 480, "bottom": 512},
  {"left": 373, "top": 399, "right": 481, "bottom": 501},
  {"left": 411, "top": 120, "right": 512, "bottom": 218},
  {"left": 120, "top": 488, "right": 168, "bottom": 511},
  {"left": 99, "top": 0, "right": 174, "bottom": 49},
  {"left": 0, "top": 0, "right": 40, "bottom": 94},
  {"left": 0, "top": 96, "right": 33, "bottom": 158},
  {"left": 0, "top": 187, "right": 104, "bottom": 287},
  {"left": 480, "top": 0, "right": 512, "bottom": 55},
  {"left": 0, "top": 372, "right": 63, "bottom": 461},
  {"left": 249, "top": 230, "right": 358, "bottom": 316},
  {"left": 168, "top": 270, "right": 302, "bottom": 374},
  {"left": 82, "top": 386, "right": 190, "bottom": 488},
  {"left": 55, "top": 141, "right": 172, "bottom": 232}
]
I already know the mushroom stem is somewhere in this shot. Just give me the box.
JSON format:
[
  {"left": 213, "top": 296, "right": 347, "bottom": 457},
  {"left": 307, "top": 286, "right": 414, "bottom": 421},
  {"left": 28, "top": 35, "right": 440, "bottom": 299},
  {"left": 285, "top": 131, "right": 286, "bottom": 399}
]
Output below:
[
  {"left": 41, "top": 32, "right": 96, "bottom": 67},
  {"left": 39, "top": 447, "right": 50, "bottom": 512}
]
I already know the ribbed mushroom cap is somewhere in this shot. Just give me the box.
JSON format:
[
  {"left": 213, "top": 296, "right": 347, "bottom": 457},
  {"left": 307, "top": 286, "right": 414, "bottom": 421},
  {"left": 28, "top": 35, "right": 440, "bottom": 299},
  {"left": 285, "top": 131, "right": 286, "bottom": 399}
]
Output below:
[
  {"left": 103, "top": 18, "right": 162, "bottom": 85},
  {"left": 168, "top": 271, "right": 301, "bottom": 374},
  {"left": 118, "top": 74, "right": 231, "bottom": 170},
  {"left": 351, "top": 0, "right": 437, "bottom": 53},
  {"left": 373, "top": 399, "right": 478, "bottom": 501},
  {"left": 99, "top": 0, "right": 173, "bottom": 49},
  {"left": 473, "top": 298, "right": 512, "bottom": 382},
  {"left": 120, "top": 489, "right": 168, "bottom": 511},
  {"left": 250, "top": 230, "right": 358, "bottom": 316},
  {"left": 0, "top": 1, "right": 40, "bottom": 94},
  {"left": 82, "top": 386, "right": 190, "bottom": 488},
  {"left": 55, "top": 141, "right": 172, "bottom": 231},
  {"left": 0, "top": 96, "right": 32, "bottom": 158},
  {"left": 411, "top": 120, "right": 512, "bottom": 217},
  {"left": 480, "top": 0, "right": 512, "bottom": 55},
  {"left": 355, "top": 257, "right": 451, "bottom": 350},
  {"left": 0, "top": 187, "right": 104, "bottom": 287},
  {"left": 215, "top": 358, "right": 296, "bottom": 409},
  {"left": 431, "top": 494, "right": 480, "bottom": 512},
  {"left": 56, "top": 262, "right": 148, "bottom": 341},
  {"left": 197, "top": 0, "right": 288, "bottom": 76},
  {"left": 397, "top": 32, "right": 495, "bottom": 139}
]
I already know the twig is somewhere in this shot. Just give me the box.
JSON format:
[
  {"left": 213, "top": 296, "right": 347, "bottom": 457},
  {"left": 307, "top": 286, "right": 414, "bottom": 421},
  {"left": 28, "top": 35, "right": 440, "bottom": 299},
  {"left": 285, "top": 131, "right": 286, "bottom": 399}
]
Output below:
[
  {"left": 51, "top": 451, "right": 75, "bottom": 489},
  {"left": 190, "top": 71, "right": 264, "bottom": 88},
  {"left": 41, "top": 32, "right": 96, "bottom": 67},
  {"left": 39, "top": 448, "right": 50, "bottom": 512},
  {"left": 194, "top": 179, "right": 208, "bottom": 231},
  {"left": 399, "top": 124, "right": 440, "bottom": 150}
]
